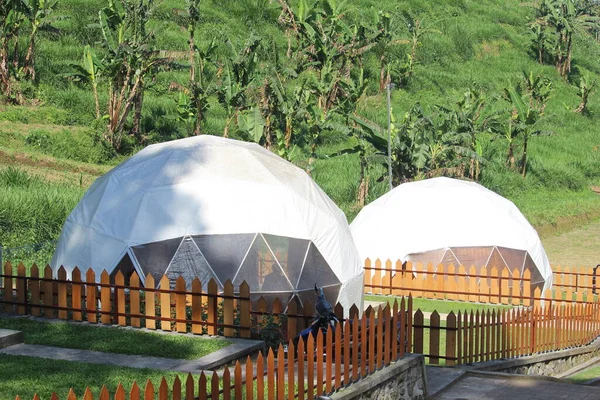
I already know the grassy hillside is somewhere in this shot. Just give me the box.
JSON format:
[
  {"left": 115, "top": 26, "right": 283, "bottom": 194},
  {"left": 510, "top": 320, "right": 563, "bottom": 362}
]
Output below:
[{"left": 2, "top": 0, "right": 600, "bottom": 266}]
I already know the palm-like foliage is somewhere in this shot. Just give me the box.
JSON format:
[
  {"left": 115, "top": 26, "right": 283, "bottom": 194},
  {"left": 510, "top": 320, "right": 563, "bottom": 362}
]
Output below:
[
  {"left": 0, "top": 0, "right": 27, "bottom": 102},
  {"left": 67, "top": 45, "right": 103, "bottom": 119},
  {"left": 22, "top": 0, "right": 58, "bottom": 81},
  {"left": 533, "top": 0, "right": 599, "bottom": 78}
]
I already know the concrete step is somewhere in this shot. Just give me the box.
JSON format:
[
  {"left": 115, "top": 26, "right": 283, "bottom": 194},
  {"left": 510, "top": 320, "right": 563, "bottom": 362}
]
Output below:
[{"left": 0, "top": 329, "right": 23, "bottom": 349}]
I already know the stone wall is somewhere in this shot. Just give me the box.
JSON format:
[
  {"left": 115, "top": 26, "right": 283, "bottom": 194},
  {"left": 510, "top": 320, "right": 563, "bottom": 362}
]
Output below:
[
  {"left": 470, "top": 338, "right": 600, "bottom": 377},
  {"left": 328, "top": 354, "right": 427, "bottom": 400}
]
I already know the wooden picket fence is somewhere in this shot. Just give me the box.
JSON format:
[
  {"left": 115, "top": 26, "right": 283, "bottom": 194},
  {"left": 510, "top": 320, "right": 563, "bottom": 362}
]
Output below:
[
  {"left": 415, "top": 290, "right": 600, "bottom": 365},
  {"left": 11, "top": 299, "right": 412, "bottom": 400},
  {"left": 553, "top": 265, "right": 600, "bottom": 295},
  {"left": 364, "top": 259, "right": 533, "bottom": 306},
  {"left": 364, "top": 259, "right": 600, "bottom": 306},
  {"left": 0, "top": 262, "right": 355, "bottom": 340}
]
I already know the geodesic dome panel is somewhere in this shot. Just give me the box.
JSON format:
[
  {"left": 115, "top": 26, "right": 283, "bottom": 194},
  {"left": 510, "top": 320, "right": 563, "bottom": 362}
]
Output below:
[
  {"left": 52, "top": 135, "right": 363, "bottom": 313},
  {"left": 111, "top": 232, "right": 341, "bottom": 310},
  {"left": 351, "top": 177, "right": 552, "bottom": 292}
]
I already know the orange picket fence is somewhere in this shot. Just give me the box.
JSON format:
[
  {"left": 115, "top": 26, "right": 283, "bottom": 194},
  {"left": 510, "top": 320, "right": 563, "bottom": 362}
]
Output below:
[
  {"left": 415, "top": 297, "right": 600, "bottom": 365},
  {"left": 10, "top": 300, "right": 412, "bottom": 400},
  {"left": 365, "top": 259, "right": 600, "bottom": 306}
]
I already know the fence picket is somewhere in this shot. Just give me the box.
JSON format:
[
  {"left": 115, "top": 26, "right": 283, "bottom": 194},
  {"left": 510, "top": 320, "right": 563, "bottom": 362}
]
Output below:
[
  {"left": 100, "top": 271, "right": 111, "bottom": 324},
  {"left": 17, "top": 263, "right": 26, "bottom": 315},
  {"left": 335, "top": 321, "right": 342, "bottom": 389},
  {"left": 256, "top": 353, "right": 264, "bottom": 400},
  {"left": 176, "top": 277, "right": 186, "bottom": 333},
  {"left": 30, "top": 264, "right": 40, "bottom": 316},
  {"left": 160, "top": 276, "right": 171, "bottom": 332},
  {"left": 221, "top": 367, "right": 230, "bottom": 400},
  {"left": 235, "top": 361, "right": 242, "bottom": 400},
  {"left": 130, "top": 273, "right": 140, "bottom": 328},
  {"left": 430, "top": 311, "right": 440, "bottom": 365},
  {"left": 307, "top": 334, "right": 314, "bottom": 400},
  {"left": 145, "top": 275, "right": 156, "bottom": 330},
  {"left": 86, "top": 269, "right": 97, "bottom": 324},
  {"left": 159, "top": 378, "right": 168, "bottom": 400},
  {"left": 115, "top": 271, "right": 125, "bottom": 326},
  {"left": 277, "top": 346, "right": 285, "bottom": 400},
  {"left": 198, "top": 373, "right": 207, "bottom": 400},
  {"left": 72, "top": 267, "right": 82, "bottom": 322},
  {"left": 297, "top": 338, "right": 305, "bottom": 400}
]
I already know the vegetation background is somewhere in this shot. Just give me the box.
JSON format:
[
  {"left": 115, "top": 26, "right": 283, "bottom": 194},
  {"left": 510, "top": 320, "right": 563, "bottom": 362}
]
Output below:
[{"left": 1, "top": 0, "right": 600, "bottom": 267}]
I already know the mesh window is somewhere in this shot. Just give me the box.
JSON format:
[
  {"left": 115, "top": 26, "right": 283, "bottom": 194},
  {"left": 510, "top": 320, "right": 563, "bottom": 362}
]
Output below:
[
  {"left": 166, "top": 237, "right": 215, "bottom": 290},
  {"left": 263, "top": 233, "right": 310, "bottom": 289},
  {"left": 486, "top": 247, "right": 507, "bottom": 271},
  {"left": 110, "top": 252, "right": 136, "bottom": 285},
  {"left": 524, "top": 253, "right": 545, "bottom": 291},
  {"left": 132, "top": 237, "right": 183, "bottom": 282},
  {"left": 452, "top": 247, "right": 494, "bottom": 268},
  {"left": 497, "top": 247, "right": 527, "bottom": 274},
  {"left": 236, "top": 234, "right": 278, "bottom": 289},
  {"left": 297, "top": 243, "right": 340, "bottom": 291},
  {"left": 408, "top": 249, "right": 446, "bottom": 270},
  {"left": 193, "top": 234, "right": 256, "bottom": 286}
]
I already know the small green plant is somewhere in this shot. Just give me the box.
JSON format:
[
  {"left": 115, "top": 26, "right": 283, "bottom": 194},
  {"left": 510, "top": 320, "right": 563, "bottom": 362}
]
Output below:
[{"left": 253, "top": 313, "right": 287, "bottom": 351}]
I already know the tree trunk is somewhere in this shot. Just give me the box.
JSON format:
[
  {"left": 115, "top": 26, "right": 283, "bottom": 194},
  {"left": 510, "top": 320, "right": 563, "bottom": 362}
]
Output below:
[
  {"left": 564, "top": 34, "right": 573, "bottom": 78},
  {"left": 507, "top": 140, "right": 515, "bottom": 169},
  {"left": 357, "top": 156, "right": 369, "bottom": 207},
  {"left": 0, "top": 42, "right": 12, "bottom": 100},
  {"left": 521, "top": 135, "right": 528, "bottom": 177},
  {"left": 379, "top": 56, "right": 385, "bottom": 92},
  {"left": 23, "top": 28, "right": 37, "bottom": 81},
  {"left": 132, "top": 81, "right": 144, "bottom": 143},
  {"left": 193, "top": 95, "right": 202, "bottom": 136},
  {"left": 189, "top": 26, "right": 195, "bottom": 82},
  {"left": 92, "top": 81, "right": 100, "bottom": 119}
]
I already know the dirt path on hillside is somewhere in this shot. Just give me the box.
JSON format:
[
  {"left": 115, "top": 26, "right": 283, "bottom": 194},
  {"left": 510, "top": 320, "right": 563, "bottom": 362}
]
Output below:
[{"left": 542, "top": 218, "right": 600, "bottom": 268}]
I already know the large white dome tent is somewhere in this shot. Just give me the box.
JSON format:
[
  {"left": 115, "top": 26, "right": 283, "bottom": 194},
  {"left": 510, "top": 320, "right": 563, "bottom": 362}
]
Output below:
[
  {"left": 350, "top": 177, "right": 552, "bottom": 292},
  {"left": 51, "top": 135, "right": 364, "bottom": 312}
]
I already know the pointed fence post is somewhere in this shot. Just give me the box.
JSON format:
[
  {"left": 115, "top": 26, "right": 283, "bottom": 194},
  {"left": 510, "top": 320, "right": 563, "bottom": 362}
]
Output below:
[
  {"left": 207, "top": 279, "right": 218, "bottom": 336},
  {"left": 239, "top": 281, "right": 250, "bottom": 338},
  {"left": 223, "top": 280, "right": 234, "bottom": 337}
]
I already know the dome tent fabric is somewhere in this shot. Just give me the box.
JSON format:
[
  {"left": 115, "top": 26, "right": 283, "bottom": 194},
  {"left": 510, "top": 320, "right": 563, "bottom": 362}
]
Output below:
[
  {"left": 350, "top": 177, "right": 552, "bottom": 292},
  {"left": 51, "top": 135, "right": 364, "bottom": 312}
]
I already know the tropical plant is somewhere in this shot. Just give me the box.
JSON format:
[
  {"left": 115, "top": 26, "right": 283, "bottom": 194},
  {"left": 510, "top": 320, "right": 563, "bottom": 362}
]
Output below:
[
  {"left": 0, "top": 0, "right": 27, "bottom": 103},
  {"left": 533, "top": 0, "right": 599, "bottom": 78},
  {"left": 216, "top": 35, "right": 262, "bottom": 138},
  {"left": 503, "top": 79, "right": 549, "bottom": 177},
  {"left": 574, "top": 72, "right": 597, "bottom": 113},
  {"left": 22, "top": 0, "right": 58, "bottom": 81},
  {"left": 67, "top": 45, "right": 103, "bottom": 119},
  {"left": 98, "top": 0, "right": 164, "bottom": 150},
  {"left": 372, "top": 10, "right": 409, "bottom": 92}
]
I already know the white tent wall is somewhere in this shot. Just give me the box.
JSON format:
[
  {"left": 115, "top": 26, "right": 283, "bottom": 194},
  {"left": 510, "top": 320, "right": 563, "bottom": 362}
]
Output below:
[
  {"left": 51, "top": 136, "right": 363, "bottom": 314},
  {"left": 350, "top": 177, "right": 553, "bottom": 293}
]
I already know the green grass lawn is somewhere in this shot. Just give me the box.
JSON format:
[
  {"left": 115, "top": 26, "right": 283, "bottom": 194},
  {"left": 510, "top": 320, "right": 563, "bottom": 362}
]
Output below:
[
  {"left": 567, "top": 364, "right": 600, "bottom": 384},
  {"left": 0, "top": 316, "right": 231, "bottom": 359},
  {"left": 365, "top": 295, "right": 512, "bottom": 315},
  {"left": 0, "top": 355, "right": 186, "bottom": 400}
]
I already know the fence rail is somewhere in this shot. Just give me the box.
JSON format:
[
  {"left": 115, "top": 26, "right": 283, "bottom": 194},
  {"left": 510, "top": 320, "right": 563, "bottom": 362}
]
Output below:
[{"left": 10, "top": 297, "right": 412, "bottom": 400}]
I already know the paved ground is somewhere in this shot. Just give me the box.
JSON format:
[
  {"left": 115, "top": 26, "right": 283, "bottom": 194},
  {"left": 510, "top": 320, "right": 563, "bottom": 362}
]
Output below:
[{"left": 432, "top": 371, "right": 600, "bottom": 400}]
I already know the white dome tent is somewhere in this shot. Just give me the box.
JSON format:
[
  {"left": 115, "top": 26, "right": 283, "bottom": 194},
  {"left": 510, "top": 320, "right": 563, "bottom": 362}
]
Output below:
[
  {"left": 350, "top": 177, "right": 552, "bottom": 292},
  {"left": 51, "top": 135, "right": 363, "bottom": 312}
]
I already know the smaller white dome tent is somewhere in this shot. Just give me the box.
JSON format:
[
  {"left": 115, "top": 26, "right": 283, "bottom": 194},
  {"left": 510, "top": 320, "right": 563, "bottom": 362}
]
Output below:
[
  {"left": 51, "top": 135, "right": 363, "bottom": 312},
  {"left": 350, "top": 177, "right": 552, "bottom": 292}
]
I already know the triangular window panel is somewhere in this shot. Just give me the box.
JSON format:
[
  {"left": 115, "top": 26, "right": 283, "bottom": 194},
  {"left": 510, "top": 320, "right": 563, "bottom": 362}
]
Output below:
[
  {"left": 297, "top": 242, "right": 340, "bottom": 291},
  {"left": 166, "top": 237, "right": 215, "bottom": 290},
  {"left": 263, "top": 233, "right": 310, "bottom": 289},
  {"left": 193, "top": 234, "right": 256, "bottom": 286},
  {"left": 497, "top": 247, "right": 527, "bottom": 274},
  {"left": 132, "top": 237, "right": 183, "bottom": 283},
  {"left": 452, "top": 246, "right": 494, "bottom": 268},
  {"left": 486, "top": 247, "right": 506, "bottom": 271},
  {"left": 236, "top": 234, "right": 293, "bottom": 292},
  {"left": 110, "top": 252, "right": 136, "bottom": 286}
]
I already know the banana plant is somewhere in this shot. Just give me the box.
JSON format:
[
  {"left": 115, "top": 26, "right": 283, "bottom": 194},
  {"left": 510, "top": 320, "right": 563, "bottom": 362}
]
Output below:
[
  {"left": 0, "top": 0, "right": 27, "bottom": 102},
  {"left": 67, "top": 45, "right": 103, "bottom": 119},
  {"left": 504, "top": 85, "right": 544, "bottom": 177},
  {"left": 574, "top": 72, "right": 596, "bottom": 114},
  {"left": 216, "top": 35, "right": 262, "bottom": 137},
  {"left": 22, "top": 0, "right": 58, "bottom": 81}
]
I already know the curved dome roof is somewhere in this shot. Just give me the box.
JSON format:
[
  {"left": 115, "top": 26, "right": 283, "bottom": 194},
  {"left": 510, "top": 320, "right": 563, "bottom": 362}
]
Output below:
[
  {"left": 350, "top": 177, "right": 552, "bottom": 290},
  {"left": 51, "top": 135, "right": 363, "bottom": 310}
]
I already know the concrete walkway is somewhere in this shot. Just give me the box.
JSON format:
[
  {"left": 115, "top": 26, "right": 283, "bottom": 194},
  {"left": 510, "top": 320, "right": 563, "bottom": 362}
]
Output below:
[
  {"left": 431, "top": 370, "right": 600, "bottom": 400},
  {"left": 0, "top": 327, "right": 264, "bottom": 374}
]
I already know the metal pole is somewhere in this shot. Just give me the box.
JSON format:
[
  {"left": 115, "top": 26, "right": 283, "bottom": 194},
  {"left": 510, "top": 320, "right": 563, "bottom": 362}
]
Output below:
[{"left": 386, "top": 83, "right": 393, "bottom": 191}]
